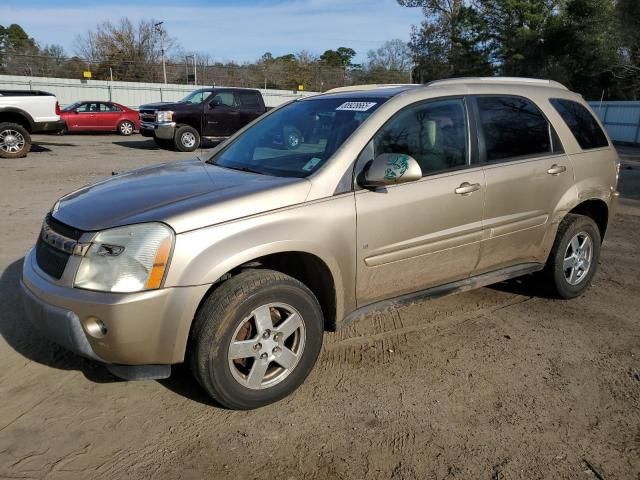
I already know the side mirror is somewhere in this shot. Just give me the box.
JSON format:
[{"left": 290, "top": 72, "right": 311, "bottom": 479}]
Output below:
[
  {"left": 209, "top": 97, "right": 222, "bottom": 108},
  {"left": 359, "top": 153, "right": 422, "bottom": 188}
]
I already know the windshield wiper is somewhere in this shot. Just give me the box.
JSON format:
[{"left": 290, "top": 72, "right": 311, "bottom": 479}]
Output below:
[{"left": 221, "top": 165, "right": 266, "bottom": 175}]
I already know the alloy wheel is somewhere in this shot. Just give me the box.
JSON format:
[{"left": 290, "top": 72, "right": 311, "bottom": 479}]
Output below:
[
  {"left": 0, "top": 129, "right": 26, "bottom": 154},
  {"left": 227, "top": 303, "right": 306, "bottom": 390},
  {"left": 563, "top": 231, "right": 593, "bottom": 286}
]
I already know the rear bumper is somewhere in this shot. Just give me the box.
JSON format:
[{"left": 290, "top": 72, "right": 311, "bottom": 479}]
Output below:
[{"left": 33, "top": 120, "right": 65, "bottom": 134}]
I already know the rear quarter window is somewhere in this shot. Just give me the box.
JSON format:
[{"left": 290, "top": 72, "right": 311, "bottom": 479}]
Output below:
[{"left": 550, "top": 99, "right": 609, "bottom": 150}]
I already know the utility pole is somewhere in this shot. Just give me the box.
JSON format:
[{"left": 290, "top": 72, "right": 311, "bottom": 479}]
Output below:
[
  {"left": 186, "top": 54, "right": 196, "bottom": 85},
  {"left": 155, "top": 21, "right": 167, "bottom": 84},
  {"left": 194, "top": 57, "right": 197, "bottom": 86}
]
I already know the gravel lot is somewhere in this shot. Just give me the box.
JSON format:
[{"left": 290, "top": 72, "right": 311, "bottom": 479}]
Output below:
[{"left": 1, "top": 134, "right": 639, "bottom": 480}]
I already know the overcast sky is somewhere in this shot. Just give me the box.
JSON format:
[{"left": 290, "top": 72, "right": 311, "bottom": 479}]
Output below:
[{"left": 4, "top": 0, "right": 420, "bottom": 63}]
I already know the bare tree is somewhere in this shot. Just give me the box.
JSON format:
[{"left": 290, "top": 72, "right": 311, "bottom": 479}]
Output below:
[
  {"left": 366, "top": 39, "right": 412, "bottom": 72},
  {"left": 74, "top": 18, "right": 177, "bottom": 81}
]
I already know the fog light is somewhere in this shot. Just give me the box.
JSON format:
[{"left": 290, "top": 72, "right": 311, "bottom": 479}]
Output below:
[{"left": 84, "top": 317, "right": 107, "bottom": 338}]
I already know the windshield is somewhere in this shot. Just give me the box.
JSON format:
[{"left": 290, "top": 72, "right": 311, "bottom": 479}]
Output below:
[
  {"left": 180, "top": 90, "right": 211, "bottom": 104},
  {"left": 208, "top": 97, "right": 386, "bottom": 178},
  {"left": 63, "top": 101, "right": 82, "bottom": 111}
]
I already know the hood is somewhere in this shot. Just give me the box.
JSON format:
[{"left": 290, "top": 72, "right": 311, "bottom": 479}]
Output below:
[
  {"left": 139, "top": 101, "right": 189, "bottom": 111},
  {"left": 52, "top": 159, "right": 311, "bottom": 233}
]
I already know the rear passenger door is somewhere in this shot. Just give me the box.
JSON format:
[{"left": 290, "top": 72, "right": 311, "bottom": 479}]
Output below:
[
  {"left": 236, "top": 91, "right": 264, "bottom": 128},
  {"left": 471, "top": 95, "right": 576, "bottom": 273},
  {"left": 97, "top": 102, "right": 122, "bottom": 130}
]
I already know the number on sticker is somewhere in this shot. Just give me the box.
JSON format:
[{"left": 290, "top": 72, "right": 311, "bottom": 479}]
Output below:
[{"left": 336, "top": 102, "right": 377, "bottom": 112}]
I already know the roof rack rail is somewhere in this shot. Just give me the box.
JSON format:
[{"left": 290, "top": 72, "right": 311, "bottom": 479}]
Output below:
[
  {"left": 425, "top": 77, "right": 569, "bottom": 90},
  {"left": 325, "top": 84, "right": 415, "bottom": 93}
]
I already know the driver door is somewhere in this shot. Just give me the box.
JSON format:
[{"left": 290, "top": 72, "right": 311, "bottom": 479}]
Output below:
[
  {"left": 204, "top": 90, "right": 240, "bottom": 137},
  {"left": 69, "top": 102, "right": 98, "bottom": 130},
  {"left": 355, "top": 97, "right": 485, "bottom": 307}
]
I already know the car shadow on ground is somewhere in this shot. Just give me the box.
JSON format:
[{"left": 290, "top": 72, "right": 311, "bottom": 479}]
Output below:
[
  {"left": 488, "top": 272, "right": 555, "bottom": 298},
  {"left": 29, "top": 145, "right": 52, "bottom": 153},
  {"left": 1, "top": 258, "right": 222, "bottom": 406},
  {"left": 1, "top": 259, "right": 123, "bottom": 384},
  {"left": 113, "top": 139, "right": 220, "bottom": 151},
  {"left": 112, "top": 139, "right": 164, "bottom": 150}
]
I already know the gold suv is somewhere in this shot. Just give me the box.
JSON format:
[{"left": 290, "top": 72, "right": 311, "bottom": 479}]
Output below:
[{"left": 21, "top": 78, "right": 620, "bottom": 409}]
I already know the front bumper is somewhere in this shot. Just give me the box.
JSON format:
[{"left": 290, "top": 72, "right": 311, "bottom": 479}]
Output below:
[
  {"left": 140, "top": 121, "right": 176, "bottom": 140},
  {"left": 21, "top": 248, "right": 210, "bottom": 367}
]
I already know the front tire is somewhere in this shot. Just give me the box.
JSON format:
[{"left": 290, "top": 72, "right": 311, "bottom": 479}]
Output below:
[
  {"left": 117, "top": 120, "right": 135, "bottom": 136},
  {"left": 542, "top": 214, "right": 601, "bottom": 299},
  {"left": 189, "top": 270, "right": 324, "bottom": 410},
  {"left": 0, "top": 122, "right": 31, "bottom": 159},
  {"left": 174, "top": 125, "right": 200, "bottom": 152}
]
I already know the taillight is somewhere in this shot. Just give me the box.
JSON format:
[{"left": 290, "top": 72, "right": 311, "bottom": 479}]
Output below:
[
  {"left": 615, "top": 157, "right": 621, "bottom": 184},
  {"left": 55, "top": 101, "right": 61, "bottom": 115}
]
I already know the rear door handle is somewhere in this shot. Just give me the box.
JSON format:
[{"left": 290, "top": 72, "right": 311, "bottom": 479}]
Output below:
[
  {"left": 547, "top": 164, "right": 567, "bottom": 175},
  {"left": 455, "top": 182, "right": 481, "bottom": 195}
]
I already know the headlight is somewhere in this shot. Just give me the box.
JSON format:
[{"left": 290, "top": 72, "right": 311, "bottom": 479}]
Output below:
[
  {"left": 74, "top": 223, "right": 174, "bottom": 293},
  {"left": 156, "top": 110, "right": 173, "bottom": 123}
]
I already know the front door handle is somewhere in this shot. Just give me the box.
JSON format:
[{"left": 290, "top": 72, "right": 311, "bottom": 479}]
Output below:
[
  {"left": 547, "top": 164, "right": 567, "bottom": 175},
  {"left": 455, "top": 182, "right": 481, "bottom": 195}
]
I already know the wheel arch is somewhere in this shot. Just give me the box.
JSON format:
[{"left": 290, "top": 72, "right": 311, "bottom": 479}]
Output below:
[
  {"left": 567, "top": 198, "right": 609, "bottom": 240},
  {"left": 178, "top": 249, "right": 339, "bottom": 364},
  {"left": 0, "top": 108, "right": 34, "bottom": 132}
]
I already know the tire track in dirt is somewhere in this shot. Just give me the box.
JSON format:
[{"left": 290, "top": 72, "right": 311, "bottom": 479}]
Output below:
[{"left": 321, "top": 295, "right": 535, "bottom": 369}]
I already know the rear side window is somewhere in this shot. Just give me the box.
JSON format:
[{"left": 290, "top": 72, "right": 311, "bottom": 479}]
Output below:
[
  {"left": 550, "top": 99, "right": 608, "bottom": 150},
  {"left": 477, "top": 96, "right": 556, "bottom": 162},
  {"left": 238, "top": 92, "right": 260, "bottom": 107}
]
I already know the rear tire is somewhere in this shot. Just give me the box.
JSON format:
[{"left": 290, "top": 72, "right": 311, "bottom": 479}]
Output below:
[
  {"left": 189, "top": 269, "right": 324, "bottom": 410},
  {"left": 174, "top": 125, "right": 200, "bottom": 152},
  {"left": 117, "top": 120, "right": 134, "bottom": 136},
  {"left": 0, "top": 122, "right": 31, "bottom": 159},
  {"left": 542, "top": 214, "right": 601, "bottom": 299}
]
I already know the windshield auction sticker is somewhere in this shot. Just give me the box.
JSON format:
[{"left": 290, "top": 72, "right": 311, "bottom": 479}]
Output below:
[{"left": 336, "top": 102, "right": 377, "bottom": 112}]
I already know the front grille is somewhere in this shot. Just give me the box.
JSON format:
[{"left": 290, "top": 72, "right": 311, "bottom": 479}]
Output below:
[
  {"left": 36, "top": 237, "right": 70, "bottom": 279},
  {"left": 35, "top": 215, "right": 84, "bottom": 279},
  {"left": 139, "top": 110, "right": 155, "bottom": 122}
]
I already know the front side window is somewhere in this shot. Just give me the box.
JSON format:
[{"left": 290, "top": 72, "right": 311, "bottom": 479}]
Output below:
[
  {"left": 212, "top": 92, "right": 236, "bottom": 107},
  {"left": 550, "top": 99, "right": 608, "bottom": 150},
  {"left": 209, "top": 97, "right": 387, "bottom": 178},
  {"left": 75, "top": 103, "right": 95, "bottom": 113},
  {"left": 180, "top": 90, "right": 211, "bottom": 104},
  {"left": 373, "top": 98, "right": 468, "bottom": 176},
  {"left": 477, "top": 96, "right": 553, "bottom": 161}
]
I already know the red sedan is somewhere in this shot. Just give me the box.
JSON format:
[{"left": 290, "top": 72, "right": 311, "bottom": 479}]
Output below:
[{"left": 60, "top": 101, "right": 139, "bottom": 135}]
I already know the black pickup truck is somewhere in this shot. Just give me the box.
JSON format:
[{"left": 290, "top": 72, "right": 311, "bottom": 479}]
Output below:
[{"left": 139, "top": 88, "right": 268, "bottom": 152}]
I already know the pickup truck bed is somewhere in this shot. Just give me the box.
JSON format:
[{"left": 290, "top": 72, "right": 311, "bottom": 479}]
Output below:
[{"left": 0, "top": 90, "right": 63, "bottom": 158}]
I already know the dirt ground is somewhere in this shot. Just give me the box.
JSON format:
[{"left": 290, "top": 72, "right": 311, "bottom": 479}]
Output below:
[{"left": 1, "top": 135, "right": 639, "bottom": 480}]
